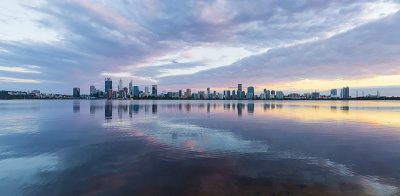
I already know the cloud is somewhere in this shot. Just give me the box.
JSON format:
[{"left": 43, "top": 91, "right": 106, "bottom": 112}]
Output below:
[
  {"left": 0, "top": 66, "right": 41, "bottom": 74},
  {"left": 0, "top": 77, "right": 42, "bottom": 83},
  {"left": 157, "top": 10, "right": 400, "bottom": 91},
  {"left": 0, "top": 0, "right": 399, "bottom": 95}
]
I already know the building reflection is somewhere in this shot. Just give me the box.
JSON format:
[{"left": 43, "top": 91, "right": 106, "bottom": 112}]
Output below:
[
  {"left": 105, "top": 101, "right": 112, "bottom": 120},
  {"left": 73, "top": 101, "right": 80, "bottom": 113},
  {"left": 247, "top": 103, "right": 254, "bottom": 114},
  {"left": 78, "top": 101, "right": 400, "bottom": 128}
]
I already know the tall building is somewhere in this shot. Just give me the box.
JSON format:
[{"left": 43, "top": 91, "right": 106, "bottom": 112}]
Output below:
[
  {"left": 152, "top": 85, "right": 158, "bottom": 97},
  {"left": 129, "top": 80, "right": 133, "bottom": 95},
  {"left": 237, "top": 84, "right": 242, "bottom": 98},
  {"left": 330, "top": 89, "right": 338, "bottom": 98},
  {"left": 276, "top": 91, "right": 284, "bottom": 99},
  {"left": 185, "top": 89, "right": 191, "bottom": 98},
  {"left": 247, "top": 86, "right": 254, "bottom": 99},
  {"left": 118, "top": 79, "right": 123, "bottom": 91},
  {"left": 90, "top": 85, "right": 96, "bottom": 96},
  {"left": 265, "top": 90, "right": 270, "bottom": 99},
  {"left": 271, "top": 90, "right": 275, "bottom": 96},
  {"left": 133, "top": 86, "right": 139, "bottom": 97},
  {"left": 223, "top": 90, "right": 231, "bottom": 99},
  {"left": 232, "top": 90, "right": 236, "bottom": 99},
  {"left": 145, "top": 86, "right": 149, "bottom": 96},
  {"left": 73, "top": 88, "right": 80, "bottom": 98},
  {"left": 105, "top": 78, "right": 112, "bottom": 96},
  {"left": 178, "top": 89, "right": 183, "bottom": 98},
  {"left": 340, "top": 87, "right": 350, "bottom": 99}
]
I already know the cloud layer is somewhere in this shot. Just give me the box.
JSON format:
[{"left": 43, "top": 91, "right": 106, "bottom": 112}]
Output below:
[{"left": 0, "top": 0, "right": 399, "bottom": 95}]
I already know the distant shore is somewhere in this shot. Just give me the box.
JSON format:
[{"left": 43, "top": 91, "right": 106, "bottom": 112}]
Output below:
[{"left": 1, "top": 97, "right": 399, "bottom": 100}]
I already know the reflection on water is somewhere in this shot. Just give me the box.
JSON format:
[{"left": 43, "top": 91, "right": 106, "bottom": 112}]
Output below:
[{"left": 1, "top": 100, "right": 400, "bottom": 195}]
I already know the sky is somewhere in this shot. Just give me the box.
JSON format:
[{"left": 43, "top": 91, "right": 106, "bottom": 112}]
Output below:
[{"left": 0, "top": 0, "right": 400, "bottom": 96}]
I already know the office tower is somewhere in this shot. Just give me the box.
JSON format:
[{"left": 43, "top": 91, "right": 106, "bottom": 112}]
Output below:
[
  {"left": 145, "top": 86, "right": 149, "bottom": 96},
  {"left": 207, "top": 88, "right": 210, "bottom": 97},
  {"left": 118, "top": 79, "right": 123, "bottom": 91},
  {"left": 330, "top": 89, "right": 338, "bottom": 98},
  {"left": 271, "top": 90, "right": 275, "bottom": 96},
  {"left": 340, "top": 87, "right": 350, "bottom": 98},
  {"left": 247, "top": 86, "right": 254, "bottom": 99},
  {"left": 90, "top": 85, "right": 96, "bottom": 96},
  {"left": 185, "top": 89, "right": 191, "bottom": 98},
  {"left": 265, "top": 90, "right": 270, "bottom": 99},
  {"left": 133, "top": 86, "right": 139, "bottom": 97},
  {"left": 152, "top": 85, "right": 157, "bottom": 97},
  {"left": 73, "top": 88, "right": 80, "bottom": 98},
  {"left": 241, "top": 91, "right": 246, "bottom": 98},
  {"left": 129, "top": 80, "right": 133, "bottom": 95},
  {"left": 199, "top": 91, "right": 205, "bottom": 99},
  {"left": 223, "top": 90, "right": 231, "bottom": 99},
  {"left": 232, "top": 90, "right": 236, "bottom": 99},
  {"left": 276, "top": 91, "right": 284, "bottom": 99},
  {"left": 105, "top": 78, "right": 112, "bottom": 96},
  {"left": 178, "top": 89, "right": 182, "bottom": 98},
  {"left": 238, "top": 84, "right": 242, "bottom": 98}
]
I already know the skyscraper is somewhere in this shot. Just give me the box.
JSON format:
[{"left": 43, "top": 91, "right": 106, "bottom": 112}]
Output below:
[
  {"left": 276, "top": 91, "right": 284, "bottom": 99},
  {"left": 185, "top": 89, "right": 191, "bottom": 98},
  {"left": 238, "top": 84, "right": 242, "bottom": 98},
  {"left": 152, "top": 85, "right": 158, "bottom": 97},
  {"left": 178, "top": 89, "right": 183, "bottom": 98},
  {"left": 133, "top": 86, "right": 139, "bottom": 97},
  {"left": 223, "top": 90, "right": 231, "bottom": 99},
  {"left": 129, "top": 80, "right": 133, "bottom": 95},
  {"left": 105, "top": 78, "right": 112, "bottom": 96},
  {"left": 90, "top": 85, "right": 96, "bottom": 96},
  {"left": 330, "top": 89, "right": 338, "bottom": 98},
  {"left": 340, "top": 87, "right": 350, "bottom": 99},
  {"left": 118, "top": 79, "right": 123, "bottom": 91},
  {"left": 73, "top": 88, "right": 80, "bottom": 98},
  {"left": 207, "top": 88, "right": 210, "bottom": 98},
  {"left": 247, "top": 86, "right": 254, "bottom": 99}
]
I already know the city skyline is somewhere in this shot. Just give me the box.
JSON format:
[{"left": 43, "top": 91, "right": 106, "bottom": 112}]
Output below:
[{"left": 1, "top": 1, "right": 400, "bottom": 96}]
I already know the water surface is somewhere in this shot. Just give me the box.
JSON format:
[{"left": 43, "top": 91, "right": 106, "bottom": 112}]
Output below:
[{"left": 1, "top": 100, "right": 400, "bottom": 195}]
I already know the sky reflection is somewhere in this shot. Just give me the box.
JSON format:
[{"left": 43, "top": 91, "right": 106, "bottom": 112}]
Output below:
[{"left": 0, "top": 100, "right": 400, "bottom": 195}]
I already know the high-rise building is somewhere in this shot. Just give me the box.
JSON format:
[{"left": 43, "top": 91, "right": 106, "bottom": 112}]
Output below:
[
  {"left": 133, "top": 86, "right": 139, "bottom": 97},
  {"left": 238, "top": 84, "right": 242, "bottom": 98},
  {"left": 340, "top": 87, "right": 350, "bottom": 99},
  {"left": 129, "top": 80, "right": 133, "bottom": 95},
  {"left": 90, "top": 85, "right": 96, "bottom": 96},
  {"left": 271, "top": 90, "right": 275, "bottom": 96},
  {"left": 223, "top": 90, "right": 231, "bottom": 99},
  {"left": 118, "top": 79, "right": 123, "bottom": 91},
  {"left": 330, "top": 89, "right": 338, "bottom": 98},
  {"left": 263, "top": 90, "right": 270, "bottom": 99},
  {"left": 207, "top": 88, "right": 210, "bottom": 98},
  {"left": 152, "top": 85, "right": 157, "bottom": 97},
  {"left": 185, "top": 89, "right": 191, "bottom": 98},
  {"left": 276, "top": 91, "right": 284, "bottom": 99},
  {"left": 178, "top": 89, "right": 183, "bottom": 98},
  {"left": 247, "top": 86, "right": 254, "bottom": 99},
  {"left": 232, "top": 90, "right": 236, "bottom": 99},
  {"left": 73, "top": 88, "right": 80, "bottom": 98},
  {"left": 105, "top": 78, "right": 112, "bottom": 96}
]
